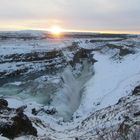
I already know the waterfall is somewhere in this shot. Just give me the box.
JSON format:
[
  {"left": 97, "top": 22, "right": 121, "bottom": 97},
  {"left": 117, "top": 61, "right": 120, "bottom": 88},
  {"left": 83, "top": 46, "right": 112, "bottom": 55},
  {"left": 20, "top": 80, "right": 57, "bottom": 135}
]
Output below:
[
  {"left": 0, "top": 59, "right": 93, "bottom": 121},
  {"left": 51, "top": 59, "right": 93, "bottom": 121}
]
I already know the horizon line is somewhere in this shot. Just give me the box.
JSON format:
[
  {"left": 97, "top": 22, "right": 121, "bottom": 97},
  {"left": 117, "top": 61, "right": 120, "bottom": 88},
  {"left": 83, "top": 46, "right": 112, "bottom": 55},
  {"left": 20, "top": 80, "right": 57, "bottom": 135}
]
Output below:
[{"left": 0, "top": 27, "right": 140, "bottom": 35}]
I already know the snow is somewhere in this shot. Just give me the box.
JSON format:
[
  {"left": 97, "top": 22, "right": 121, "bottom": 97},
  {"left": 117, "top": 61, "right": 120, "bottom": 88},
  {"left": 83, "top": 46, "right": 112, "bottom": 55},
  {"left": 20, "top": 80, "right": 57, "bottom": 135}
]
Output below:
[
  {"left": 76, "top": 50, "right": 140, "bottom": 117},
  {"left": 7, "top": 97, "right": 24, "bottom": 108},
  {"left": 0, "top": 38, "right": 72, "bottom": 56},
  {"left": 0, "top": 33, "right": 140, "bottom": 139},
  {"left": 0, "top": 136, "right": 9, "bottom": 140},
  {"left": 0, "top": 62, "right": 23, "bottom": 72}
]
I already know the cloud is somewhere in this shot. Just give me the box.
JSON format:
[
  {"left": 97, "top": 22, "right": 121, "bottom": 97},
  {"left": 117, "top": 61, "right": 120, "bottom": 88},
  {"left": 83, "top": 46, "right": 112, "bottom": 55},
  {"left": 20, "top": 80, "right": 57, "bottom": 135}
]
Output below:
[{"left": 0, "top": 0, "right": 139, "bottom": 32}]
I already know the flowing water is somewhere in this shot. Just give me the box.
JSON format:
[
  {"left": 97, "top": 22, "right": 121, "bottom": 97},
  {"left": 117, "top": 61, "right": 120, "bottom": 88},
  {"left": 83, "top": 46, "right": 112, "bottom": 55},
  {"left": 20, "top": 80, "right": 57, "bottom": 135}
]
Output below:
[
  {"left": 0, "top": 59, "right": 93, "bottom": 121},
  {"left": 51, "top": 59, "right": 93, "bottom": 121}
]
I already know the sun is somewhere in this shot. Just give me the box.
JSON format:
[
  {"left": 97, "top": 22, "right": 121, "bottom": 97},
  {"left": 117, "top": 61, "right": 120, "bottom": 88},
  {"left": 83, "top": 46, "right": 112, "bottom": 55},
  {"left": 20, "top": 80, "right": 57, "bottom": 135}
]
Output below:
[{"left": 50, "top": 26, "right": 62, "bottom": 36}]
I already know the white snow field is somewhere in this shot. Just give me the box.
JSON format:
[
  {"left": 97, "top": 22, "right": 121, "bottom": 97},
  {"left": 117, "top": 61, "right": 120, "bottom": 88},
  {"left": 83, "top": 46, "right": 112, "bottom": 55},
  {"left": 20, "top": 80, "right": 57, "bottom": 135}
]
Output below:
[
  {"left": 76, "top": 51, "right": 140, "bottom": 118},
  {"left": 0, "top": 32, "right": 140, "bottom": 139}
]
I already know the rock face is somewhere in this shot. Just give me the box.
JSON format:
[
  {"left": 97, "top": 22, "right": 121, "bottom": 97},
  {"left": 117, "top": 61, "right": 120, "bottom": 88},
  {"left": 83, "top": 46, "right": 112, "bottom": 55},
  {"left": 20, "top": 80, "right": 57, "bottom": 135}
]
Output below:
[
  {"left": 32, "top": 107, "right": 57, "bottom": 115},
  {"left": 0, "top": 50, "right": 66, "bottom": 86},
  {"left": 0, "top": 43, "right": 95, "bottom": 86},
  {"left": 0, "top": 98, "right": 8, "bottom": 108},
  {"left": 132, "top": 85, "right": 140, "bottom": 95},
  {"left": 0, "top": 99, "right": 37, "bottom": 139}
]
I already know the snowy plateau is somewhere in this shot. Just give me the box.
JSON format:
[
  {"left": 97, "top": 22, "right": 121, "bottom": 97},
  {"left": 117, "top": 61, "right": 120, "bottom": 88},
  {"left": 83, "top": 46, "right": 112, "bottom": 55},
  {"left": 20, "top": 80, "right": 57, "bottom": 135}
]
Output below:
[{"left": 0, "top": 31, "right": 140, "bottom": 140}]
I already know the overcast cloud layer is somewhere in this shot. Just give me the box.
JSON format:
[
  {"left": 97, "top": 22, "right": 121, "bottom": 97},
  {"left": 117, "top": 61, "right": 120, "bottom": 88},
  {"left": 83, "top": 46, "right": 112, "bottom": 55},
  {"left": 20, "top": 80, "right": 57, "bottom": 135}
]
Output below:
[{"left": 0, "top": 0, "right": 139, "bottom": 32}]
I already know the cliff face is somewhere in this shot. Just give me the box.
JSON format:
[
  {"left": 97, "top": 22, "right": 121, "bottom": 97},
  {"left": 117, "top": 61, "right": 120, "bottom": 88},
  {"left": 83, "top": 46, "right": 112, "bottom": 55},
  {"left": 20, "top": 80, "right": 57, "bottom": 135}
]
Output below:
[{"left": 0, "top": 32, "right": 140, "bottom": 139}]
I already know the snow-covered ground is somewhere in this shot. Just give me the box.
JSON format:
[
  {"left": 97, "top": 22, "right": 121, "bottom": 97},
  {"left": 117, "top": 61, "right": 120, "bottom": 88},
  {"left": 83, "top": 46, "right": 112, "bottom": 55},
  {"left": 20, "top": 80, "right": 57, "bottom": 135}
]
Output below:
[
  {"left": 0, "top": 32, "right": 140, "bottom": 139},
  {"left": 76, "top": 51, "right": 140, "bottom": 118},
  {"left": 0, "top": 38, "right": 72, "bottom": 56}
]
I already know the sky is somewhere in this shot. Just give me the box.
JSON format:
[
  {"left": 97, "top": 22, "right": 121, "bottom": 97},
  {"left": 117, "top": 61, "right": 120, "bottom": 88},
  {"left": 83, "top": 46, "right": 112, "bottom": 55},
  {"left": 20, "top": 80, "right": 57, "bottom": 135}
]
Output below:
[{"left": 0, "top": 0, "right": 140, "bottom": 33}]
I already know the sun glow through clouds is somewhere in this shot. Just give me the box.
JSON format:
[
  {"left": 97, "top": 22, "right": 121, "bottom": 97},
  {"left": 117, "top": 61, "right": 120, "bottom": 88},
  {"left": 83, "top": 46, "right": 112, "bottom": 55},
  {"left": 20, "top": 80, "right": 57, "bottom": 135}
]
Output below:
[{"left": 50, "top": 26, "right": 63, "bottom": 36}]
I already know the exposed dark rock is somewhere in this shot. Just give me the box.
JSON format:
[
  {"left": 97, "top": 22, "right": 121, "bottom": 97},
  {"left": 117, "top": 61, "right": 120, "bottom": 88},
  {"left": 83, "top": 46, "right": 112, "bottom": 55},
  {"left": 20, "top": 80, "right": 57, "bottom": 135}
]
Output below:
[
  {"left": 0, "top": 44, "right": 96, "bottom": 86},
  {"left": 118, "top": 120, "right": 130, "bottom": 135},
  {"left": 70, "top": 47, "right": 96, "bottom": 67},
  {"left": 45, "top": 108, "right": 57, "bottom": 115},
  {"left": 90, "top": 38, "right": 124, "bottom": 43},
  {"left": 0, "top": 31, "right": 45, "bottom": 40},
  {"left": 0, "top": 51, "right": 66, "bottom": 85},
  {"left": 0, "top": 98, "right": 8, "bottom": 108},
  {"left": 16, "top": 105, "right": 27, "bottom": 114},
  {"left": 123, "top": 116, "right": 129, "bottom": 121},
  {"left": 63, "top": 33, "right": 128, "bottom": 39},
  {"left": 102, "top": 114, "right": 106, "bottom": 119},
  {"left": 132, "top": 85, "right": 140, "bottom": 95},
  {"left": 106, "top": 43, "right": 135, "bottom": 57},
  {"left": 119, "top": 48, "right": 134, "bottom": 56},
  {"left": 32, "top": 107, "right": 57, "bottom": 116},
  {"left": 1, "top": 50, "right": 63, "bottom": 63},
  {"left": 116, "top": 97, "right": 126, "bottom": 105},
  {"left": 32, "top": 108, "right": 37, "bottom": 115},
  {"left": 0, "top": 99, "right": 37, "bottom": 139},
  {"left": 11, "top": 112, "right": 37, "bottom": 137},
  {"left": 134, "top": 111, "right": 140, "bottom": 117},
  {"left": 107, "top": 44, "right": 122, "bottom": 49}
]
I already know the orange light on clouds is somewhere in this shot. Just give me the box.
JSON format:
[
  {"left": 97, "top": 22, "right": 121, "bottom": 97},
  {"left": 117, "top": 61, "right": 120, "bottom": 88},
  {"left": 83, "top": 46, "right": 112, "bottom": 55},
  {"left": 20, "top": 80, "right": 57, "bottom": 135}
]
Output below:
[{"left": 0, "top": 20, "right": 140, "bottom": 35}]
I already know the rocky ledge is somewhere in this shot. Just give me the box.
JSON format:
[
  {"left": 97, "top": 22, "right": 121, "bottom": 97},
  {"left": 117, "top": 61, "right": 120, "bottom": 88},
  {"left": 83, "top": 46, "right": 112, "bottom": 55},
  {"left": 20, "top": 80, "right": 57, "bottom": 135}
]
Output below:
[
  {"left": 0, "top": 44, "right": 96, "bottom": 86},
  {"left": 0, "top": 99, "right": 37, "bottom": 139}
]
